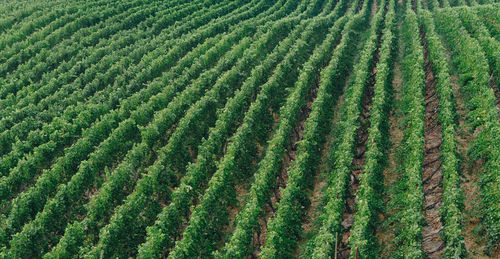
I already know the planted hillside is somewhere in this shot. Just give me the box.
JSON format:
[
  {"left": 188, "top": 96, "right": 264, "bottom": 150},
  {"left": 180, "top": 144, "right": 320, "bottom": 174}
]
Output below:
[{"left": 0, "top": 0, "right": 498, "bottom": 258}]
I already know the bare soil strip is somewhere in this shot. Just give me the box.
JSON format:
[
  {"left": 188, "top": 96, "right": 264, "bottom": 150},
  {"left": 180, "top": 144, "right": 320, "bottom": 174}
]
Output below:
[
  {"left": 337, "top": 36, "right": 382, "bottom": 259},
  {"left": 420, "top": 28, "right": 445, "bottom": 259},
  {"left": 451, "top": 71, "right": 492, "bottom": 258},
  {"left": 337, "top": 61, "right": 378, "bottom": 259},
  {"left": 376, "top": 23, "right": 402, "bottom": 257},
  {"left": 296, "top": 62, "right": 358, "bottom": 256},
  {"left": 250, "top": 78, "right": 319, "bottom": 258},
  {"left": 438, "top": 37, "right": 500, "bottom": 257}
]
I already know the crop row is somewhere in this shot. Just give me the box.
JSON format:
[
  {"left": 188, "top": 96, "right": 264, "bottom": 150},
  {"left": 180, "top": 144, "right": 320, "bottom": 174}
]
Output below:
[
  {"left": 347, "top": 0, "right": 396, "bottom": 257},
  {"left": 0, "top": 0, "right": 241, "bottom": 171},
  {"left": 0, "top": 0, "right": 312, "bottom": 258},
  {"left": 218, "top": 0, "right": 350, "bottom": 257},
  {"left": 0, "top": 0, "right": 254, "bottom": 210},
  {"left": 138, "top": 1, "right": 347, "bottom": 257},
  {"left": 72, "top": 5, "right": 304, "bottom": 259},
  {"left": 419, "top": 9, "right": 467, "bottom": 257},
  {"left": 0, "top": 0, "right": 191, "bottom": 175},
  {"left": 435, "top": 7, "right": 500, "bottom": 253},
  {"left": 0, "top": 0, "right": 276, "bottom": 256},
  {"left": 391, "top": 4, "right": 426, "bottom": 257},
  {"left": 302, "top": 0, "right": 385, "bottom": 258}
]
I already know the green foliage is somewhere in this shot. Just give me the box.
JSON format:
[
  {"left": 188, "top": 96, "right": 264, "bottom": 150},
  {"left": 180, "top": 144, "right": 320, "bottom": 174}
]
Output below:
[
  {"left": 420, "top": 10, "right": 466, "bottom": 258},
  {"left": 82, "top": 4, "right": 303, "bottom": 258},
  {"left": 435, "top": 8, "right": 500, "bottom": 254},
  {"left": 0, "top": 0, "right": 213, "bottom": 161},
  {"left": 390, "top": 7, "right": 425, "bottom": 258},
  {"left": 1, "top": 0, "right": 272, "bottom": 257},
  {"left": 0, "top": 0, "right": 498, "bottom": 258},
  {"left": 347, "top": 0, "right": 396, "bottom": 257},
  {"left": 139, "top": 5, "right": 344, "bottom": 258},
  {"left": 43, "top": 27, "right": 253, "bottom": 259},
  {"left": 305, "top": 1, "right": 388, "bottom": 257},
  {"left": 217, "top": 3, "right": 350, "bottom": 259},
  {"left": 0, "top": 0, "right": 243, "bottom": 206},
  {"left": 456, "top": 7, "right": 500, "bottom": 91}
]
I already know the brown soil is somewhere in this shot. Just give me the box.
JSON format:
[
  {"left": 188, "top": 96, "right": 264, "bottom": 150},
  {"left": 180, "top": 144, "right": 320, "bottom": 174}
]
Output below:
[
  {"left": 451, "top": 72, "right": 486, "bottom": 258},
  {"left": 295, "top": 63, "right": 354, "bottom": 256},
  {"left": 441, "top": 43, "right": 500, "bottom": 258},
  {"left": 337, "top": 62, "right": 378, "bottom": 259},
  {"left": 223, "top": 182, "right": 252, "bottom": 248},
  {"left": 376, "top": 25, "right": 403, "bottom": 257},
  {"left": 337, "top": 28, "right": 383, "bottom": 259},
  {"left": 420, "top": 29, "right": 445, "bottom": 259},
  {"left": 250, "top": 79, "right": 319, "bottom": 258},
  {"left": 298, "top": 171, "right": 328, "bottom": 243},
  {"left": 372, "top": 0, "right": 378, "bottom": 16}
]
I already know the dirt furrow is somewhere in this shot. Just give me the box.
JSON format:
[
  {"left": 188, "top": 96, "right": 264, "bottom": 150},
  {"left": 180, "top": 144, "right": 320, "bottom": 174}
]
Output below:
[
  {"left": 250, "top": 80, "right": 319, "bottom": 258},
  {"left": 420, "top": 28, "right": 445, "bottom": 259},
  {"left": 337, "top": 46, "right": 381, "bottom": 259},
  {"left": 337, "top": 65, "right": 377, "bottom": 259},
  {"left": 296, "top": 63, "right": 355, "bottom": 255},
  {"left": 443, "top": 49, "right": 499, "bottom": 258},
  {"left": 376, "top": 51, "right": 402, "bottom": 258}
]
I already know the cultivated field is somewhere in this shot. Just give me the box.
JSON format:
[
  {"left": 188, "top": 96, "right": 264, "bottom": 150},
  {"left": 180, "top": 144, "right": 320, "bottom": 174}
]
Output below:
[{"left": 0, "top": 0, "right": 498, "bottom": 258}]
